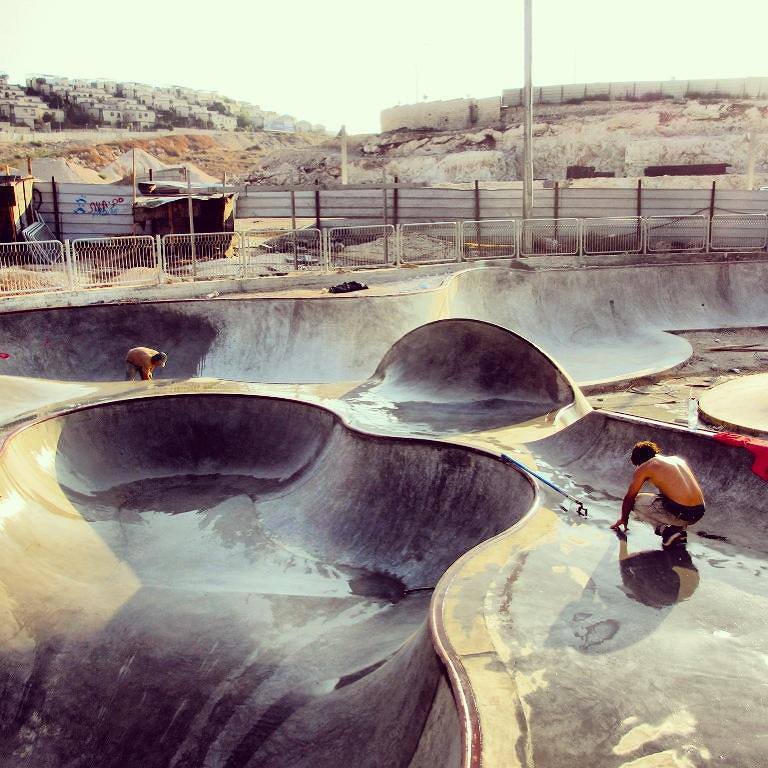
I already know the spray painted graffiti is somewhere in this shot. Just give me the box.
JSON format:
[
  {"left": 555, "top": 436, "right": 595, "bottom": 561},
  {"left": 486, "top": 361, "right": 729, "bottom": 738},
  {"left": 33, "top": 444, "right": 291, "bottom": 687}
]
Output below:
[{"left": 73, "top": 196, "right": 126, "bottom": 216}]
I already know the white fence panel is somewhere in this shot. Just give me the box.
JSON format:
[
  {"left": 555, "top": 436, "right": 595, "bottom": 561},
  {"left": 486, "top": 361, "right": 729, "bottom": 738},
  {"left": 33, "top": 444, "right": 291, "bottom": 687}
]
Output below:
[
  {"left": 399, "top": 222, "right": 459, "bottom": 264},
  {"left": 71, "top": 236, "right": 158, "bottom": 288},
  {"left": 460, "top": 220, "right": 517, "bottom": 260},
  {"left": 0, "top": 241, "right": 69, "bottom": 295},
  {"left": 644, "top": 215, "right": 708, "bottom": 253},
  {"left": 710, "top": 214, "right": 768, "bottom": 251},
  {"left": 582, "top": 217, "right": 643, "bottom": 255},
  {"left": 162, "top": 232, "right": 244, "bottom": 281},
  {"left": 327, "top": 225, "right": 396, "bottom": 269},
  {"left": 242, "top": 228, "right": 324, "bottom": 276},
  {"left": 520, "top": 218, "right": 579, "bottom": 257}
]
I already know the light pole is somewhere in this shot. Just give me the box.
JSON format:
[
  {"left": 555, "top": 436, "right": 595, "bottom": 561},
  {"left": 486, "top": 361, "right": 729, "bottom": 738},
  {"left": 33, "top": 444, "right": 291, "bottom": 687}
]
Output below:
[{"left": 522, "top": 0, "right": 534, "bottom": 220}]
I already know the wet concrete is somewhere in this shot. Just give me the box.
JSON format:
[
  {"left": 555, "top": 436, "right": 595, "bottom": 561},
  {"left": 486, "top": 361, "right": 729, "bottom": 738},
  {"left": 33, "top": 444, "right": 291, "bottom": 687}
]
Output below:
[{"left": 0, "top": 394, "right": 533, "bottom": 768}]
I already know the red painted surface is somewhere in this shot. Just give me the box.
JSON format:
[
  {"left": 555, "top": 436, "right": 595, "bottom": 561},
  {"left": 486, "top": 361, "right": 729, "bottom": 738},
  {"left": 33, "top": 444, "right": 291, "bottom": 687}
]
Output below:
[
  {"left": 0, "top": 353, "right": 9, "bottom": 359},
  {"left": 713, "top": 432, "right": 768, "bottom": 481}
]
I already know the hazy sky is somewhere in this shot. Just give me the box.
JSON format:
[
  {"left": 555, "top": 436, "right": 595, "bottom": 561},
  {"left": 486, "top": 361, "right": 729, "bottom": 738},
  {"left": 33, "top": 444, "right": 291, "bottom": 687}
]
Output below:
[{"left": 2, "top": 0, "right": 768, "bottom": 134}]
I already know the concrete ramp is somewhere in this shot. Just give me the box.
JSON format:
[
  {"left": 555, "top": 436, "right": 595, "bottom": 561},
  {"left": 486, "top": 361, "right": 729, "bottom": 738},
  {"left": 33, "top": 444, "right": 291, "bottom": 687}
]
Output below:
[
  {"left": 343, "top": 319, "right": 582, "bottom": 433},
  {"left": 0, "top": 394, "right": 532, "bottom": 768}
]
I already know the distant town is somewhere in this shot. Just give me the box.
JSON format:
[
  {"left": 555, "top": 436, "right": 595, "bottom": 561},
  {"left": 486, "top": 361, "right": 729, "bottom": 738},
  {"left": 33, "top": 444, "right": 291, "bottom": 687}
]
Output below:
[{"left": 0, "top": 73, "right": 326, "bottom": 134}]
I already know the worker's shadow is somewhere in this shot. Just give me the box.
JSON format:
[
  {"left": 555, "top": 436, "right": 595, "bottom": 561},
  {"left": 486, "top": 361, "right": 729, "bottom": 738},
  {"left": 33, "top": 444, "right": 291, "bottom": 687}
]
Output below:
[{"left": 545, "top": 536, "right": 700, "bottom": 654}]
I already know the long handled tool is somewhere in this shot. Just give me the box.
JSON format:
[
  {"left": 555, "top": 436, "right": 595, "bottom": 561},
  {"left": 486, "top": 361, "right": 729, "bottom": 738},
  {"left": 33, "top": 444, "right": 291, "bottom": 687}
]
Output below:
[{"left": 500, "top": 453, "right": 588, "bottom": 517}]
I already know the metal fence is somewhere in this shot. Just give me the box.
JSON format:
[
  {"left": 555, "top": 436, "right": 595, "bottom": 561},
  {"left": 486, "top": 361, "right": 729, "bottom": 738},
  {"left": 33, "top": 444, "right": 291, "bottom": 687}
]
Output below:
[
  {"left": 327, "top": 225, "right": 396, "bottom": 269},
  {"left": 71, "top": 236, "right": 158, "bottom": 288},
  {"left": 399, "top": 222, "right": 459, "bottom": 264},
  {"left": 0, "top": 241, "right": 69, "bottom": 295},
  {"left": 644, "top": 215, "right": 708, "bottom": 253},
  {"left": 242, "top": 228, "right": 324, "bottom": 276},
  {"left": 520, "top": 218, "right": 580, "bottom": 257},
  {"left": 162, "top": 232, "right": 244, "bottom": 281},
  {"left": 582, "top": 217, "right": 643, "bottom": 255},
  {"left": 460, "top": 219, "right": 517, "bottom": 260},
  {"left": 710, "top": 213, "right": 768, "bottom": 252},
  {"left": 2, "top": 214, "right": 768, "bottom": 299}
]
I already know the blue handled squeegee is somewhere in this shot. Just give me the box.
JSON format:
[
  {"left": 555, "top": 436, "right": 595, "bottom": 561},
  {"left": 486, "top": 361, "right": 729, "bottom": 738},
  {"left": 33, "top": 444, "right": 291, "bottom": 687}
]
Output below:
[{"left": 500, "top": 453, "right": 588, "bottom": 517}]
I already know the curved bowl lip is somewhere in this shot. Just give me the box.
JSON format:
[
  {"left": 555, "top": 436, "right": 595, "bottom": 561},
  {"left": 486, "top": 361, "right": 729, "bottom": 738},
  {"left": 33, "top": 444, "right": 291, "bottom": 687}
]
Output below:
[
  {"left": 0, "top": 386, "right": 541, "bottom": 768},
  {"left": 366, "top": 316, "right": 582, "bottom": 402}
]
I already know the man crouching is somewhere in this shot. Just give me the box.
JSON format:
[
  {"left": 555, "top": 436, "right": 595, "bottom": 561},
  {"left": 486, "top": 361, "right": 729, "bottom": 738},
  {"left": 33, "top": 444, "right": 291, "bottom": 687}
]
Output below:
[{"left": 611, "top": 440, "right": 705, "bottom": 548}]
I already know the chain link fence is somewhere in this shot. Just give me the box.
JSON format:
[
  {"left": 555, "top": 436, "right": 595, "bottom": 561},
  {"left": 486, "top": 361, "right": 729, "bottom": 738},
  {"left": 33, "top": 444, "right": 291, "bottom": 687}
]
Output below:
[
  {"left": 327, "top": 225, "right": 396, "bottom": 269},
  {"left": 520, "top": 218, "right": 580, "bottom": 257},
  {"left": 644, "top": 215, "right": 708, "bottom": 253},
  {"left": 460, "top": 219, "right": 517, "bottom": 260},
  {"left": 0, "top": 241, "right": 69, "bottom": 295},
  {"left": 162, "top": 232, "right": 244, "bottom": 281},
  {"left": 398, "top": 222, "right": 459, "bottom": 265},
  {"left": 242, "top": 228, "right": 324, "bottom": 277},
  {"left": 4, "top": 213, "right": 768, "bottom": 300},
  {"left": 710, "top": 213, "right": 768, "bottom": 251},
  {"left": 582, "top": 217, "right": 643, "bottom": 255},
  {"left": 71, "top": 236, "right": 158, "bottom": 288}
]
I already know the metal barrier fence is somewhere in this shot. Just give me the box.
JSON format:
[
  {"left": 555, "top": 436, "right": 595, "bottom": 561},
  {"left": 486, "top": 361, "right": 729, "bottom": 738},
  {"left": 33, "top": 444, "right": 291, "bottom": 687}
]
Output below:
[
  {"left": 242, "top": 228, "right": 324, "bottom": 276},
  {"left": 582, "top": 216, "right": 643, "bottom": 255},
  {"left": 327, "top": 225, "right": 396, "bottom": 269},
  {"left": 162, "top": 232, "right": 244, "bottom": 281},
  {"left": 644, "top": 215, "right": 708, "bottom": 253},
  {"left": 398, "top": 222, "right": 459, "bottom": 264},
  {"left": 460, "top": 219, "right": 517, "bottom": 260},
  {"left": 520, "top": 218, "right": 580, "bottom": 257},
  {"left": 2, "top": 214, "right": 768, "bottom": 298},
  {"left": 710, "top": 213, "right": 768, "bottom": 251},
  {"left": 71, "top": 236, "right": 158, "bottom": 288},
  {"left": 0, "top": 241, "right": 69, "bottom": 295}
]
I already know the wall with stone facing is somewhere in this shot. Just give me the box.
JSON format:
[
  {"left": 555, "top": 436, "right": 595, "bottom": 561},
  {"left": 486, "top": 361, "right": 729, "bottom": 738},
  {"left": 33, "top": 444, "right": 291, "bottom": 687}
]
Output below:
[{"left": 381, "top": 97, "right": 501, "bottom": 132}]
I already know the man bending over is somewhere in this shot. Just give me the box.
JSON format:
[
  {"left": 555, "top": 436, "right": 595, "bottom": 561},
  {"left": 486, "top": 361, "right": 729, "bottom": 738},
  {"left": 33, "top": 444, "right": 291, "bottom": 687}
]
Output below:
[
  {"left": 125, "top": 347, "right": 167, "bottom": 381},
  {"left": 611, "top": 440, "right": 705, "bottom": 548}
]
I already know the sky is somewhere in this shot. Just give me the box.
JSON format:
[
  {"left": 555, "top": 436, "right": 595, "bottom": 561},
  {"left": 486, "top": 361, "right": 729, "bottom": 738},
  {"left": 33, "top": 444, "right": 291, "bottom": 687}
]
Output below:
[{"left": 2, "top": 0, "right": 768, "bottom": 134}]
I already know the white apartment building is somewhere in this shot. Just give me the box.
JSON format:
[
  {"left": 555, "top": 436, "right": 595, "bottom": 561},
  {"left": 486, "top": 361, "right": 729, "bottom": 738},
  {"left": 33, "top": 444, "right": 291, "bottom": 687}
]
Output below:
[
  {"left": 208, "top": 111, "right": 237, "bottom": 130},
  {"left": 122, "top": 108, "right": 157, "bottom": 129}
]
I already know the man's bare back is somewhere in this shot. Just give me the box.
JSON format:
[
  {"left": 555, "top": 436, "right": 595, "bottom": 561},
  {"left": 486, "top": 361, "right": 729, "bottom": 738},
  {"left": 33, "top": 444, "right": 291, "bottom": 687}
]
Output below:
[
  {"left": 634, "top": 455, "right": 704, "bottom": 507},
  {"left": 125, "top": 347, "right": 167, "bottom": 381}
]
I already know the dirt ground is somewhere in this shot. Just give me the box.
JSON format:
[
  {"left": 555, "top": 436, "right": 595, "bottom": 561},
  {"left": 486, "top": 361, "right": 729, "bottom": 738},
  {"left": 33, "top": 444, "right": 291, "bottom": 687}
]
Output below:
[{"left": 591, "top": 327, "right": 768, "bottom": 427}]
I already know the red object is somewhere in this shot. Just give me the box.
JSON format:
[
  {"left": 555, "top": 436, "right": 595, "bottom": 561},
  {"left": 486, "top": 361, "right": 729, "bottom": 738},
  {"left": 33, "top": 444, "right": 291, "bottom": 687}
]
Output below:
[
  {"left": 713, "top": 432, "right": 768, "bottom": 481},
  {"left": 0, "top": 353, "right": 9, "bottom": 359}
]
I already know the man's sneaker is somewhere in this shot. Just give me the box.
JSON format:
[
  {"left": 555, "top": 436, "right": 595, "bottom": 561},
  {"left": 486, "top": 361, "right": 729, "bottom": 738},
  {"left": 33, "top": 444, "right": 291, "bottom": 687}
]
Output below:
[{"left": 662, "top": 526, "right": 687, "bottom": 549}]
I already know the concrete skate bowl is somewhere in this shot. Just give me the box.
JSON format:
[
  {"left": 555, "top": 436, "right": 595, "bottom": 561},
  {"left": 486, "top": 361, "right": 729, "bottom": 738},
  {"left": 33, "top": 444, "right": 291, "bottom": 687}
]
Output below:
[
  {"left": 0, "top": 393, "right": 536, "bottom": 768},
  {"left": 342, "top": 318, "right": 582, "bottom": 433},
  {"left": 1, "top": 260, "right": 767, "bottom": 388}
]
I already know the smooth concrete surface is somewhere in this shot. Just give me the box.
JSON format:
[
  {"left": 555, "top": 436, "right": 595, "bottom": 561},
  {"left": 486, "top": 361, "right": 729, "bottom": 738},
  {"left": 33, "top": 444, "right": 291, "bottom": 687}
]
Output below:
[
  {"left": 0, "top": 394, "right": 533, "bottom": 768},
  {"left": 1, "top": 259, "right": 767, "bottom": 767},
  {"left": 341, "top": 319, "right": 585, "bottom": 433},
  {"left": 471, "top": 411, "right": 768, "bottom": 768},
  {"left": 699, "top": 372, "right": 768, "bottom": 437},
  {"left": 2, "top": 262, "right": 768, "bottom": 388}
]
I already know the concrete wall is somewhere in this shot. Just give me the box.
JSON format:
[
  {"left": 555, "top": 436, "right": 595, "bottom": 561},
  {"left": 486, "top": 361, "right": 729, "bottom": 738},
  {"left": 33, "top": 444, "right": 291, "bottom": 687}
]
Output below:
[
  {"left": 382, "top": 77, "right": 768, "bottom": 132},
  {"left": 381, "top": 97, "right": 501, "bottom": 132}
]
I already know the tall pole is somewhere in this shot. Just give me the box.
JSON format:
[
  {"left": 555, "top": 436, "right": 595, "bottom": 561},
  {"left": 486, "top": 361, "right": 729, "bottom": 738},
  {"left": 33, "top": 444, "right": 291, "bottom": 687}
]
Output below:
[
  {"left": 340, "top": 125, "right": 349, "bottom": 185},
  {"left": 522, "top": 0, "right": 534, "bottom": 220}
]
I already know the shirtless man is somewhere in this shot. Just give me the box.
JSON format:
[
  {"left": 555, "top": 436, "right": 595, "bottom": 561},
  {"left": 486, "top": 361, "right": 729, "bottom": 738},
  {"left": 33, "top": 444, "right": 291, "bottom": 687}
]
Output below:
[
  {"left": 125, "top": 347, "right": 167, "bottom": 381},
  {"left": 611, "top": 440, "right": 705, "bottom": 548}
]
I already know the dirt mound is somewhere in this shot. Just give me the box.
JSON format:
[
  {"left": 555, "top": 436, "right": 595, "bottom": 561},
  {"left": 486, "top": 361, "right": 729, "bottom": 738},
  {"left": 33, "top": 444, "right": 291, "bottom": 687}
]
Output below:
[{"left": 0, "top": 268, "right": 68, "bottom": 294}]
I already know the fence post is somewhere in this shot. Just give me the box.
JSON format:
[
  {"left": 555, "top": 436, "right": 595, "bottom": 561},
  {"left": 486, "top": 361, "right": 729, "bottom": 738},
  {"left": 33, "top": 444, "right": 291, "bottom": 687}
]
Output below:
[
  {"left": 323, "top": 229, "right": 331, "bottom": 272},
  {"left": 395, "top": 225, "right": 402, "bottom": 267},
  {"left": 554, "top": 181, "right": 559, "bottom": 240},
  {"left": 155, "top": 234, "right": 163, "bottom": 283},
  {"left": 708, "top": 181, "right": 716, "bottom": 252},
  {"left": 51, "top": 176, "right": 62, "bottom": 241},
  {"left": 290, "top": 189, "right": 298, "bottom": 268},
  {"left": 474, "top": 180, "right": 481, "bottom": 250},
  {"left": 64, "top": 239, "right": 75, "bottom": 290},
  {"left": 314, "top": 180, "right": 321, "bottom": 229},
  {"left": 393, "top": 176, "right": 399, "bottom": 226},
  {"left": 636, "top": 179, "right": 643, "bottom": 253},
  {"left": 453, "top": 221, "right": 461, "bottom": 261}
]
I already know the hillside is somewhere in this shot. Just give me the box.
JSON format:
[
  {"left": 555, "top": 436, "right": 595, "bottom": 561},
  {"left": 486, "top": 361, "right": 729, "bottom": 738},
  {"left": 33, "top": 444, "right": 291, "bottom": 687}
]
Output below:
[{"left": 0, "top": 131, "right": 326, "bottom": 182}]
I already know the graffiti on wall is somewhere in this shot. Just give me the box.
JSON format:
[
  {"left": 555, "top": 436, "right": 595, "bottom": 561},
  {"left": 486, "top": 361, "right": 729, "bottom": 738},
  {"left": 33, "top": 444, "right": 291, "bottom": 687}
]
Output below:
[{"left": 73, "top": 196, "right": 126, "bottom": 216}]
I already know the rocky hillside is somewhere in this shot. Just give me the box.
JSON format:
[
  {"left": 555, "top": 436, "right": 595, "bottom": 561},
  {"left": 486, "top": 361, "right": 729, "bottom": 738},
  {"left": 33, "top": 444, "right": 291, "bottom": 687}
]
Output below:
[
  {"left": 245, "top": 98, "right": 768, "bottom": 188},
  {"left": 0, "top": 131, "right": 325, "bottom": 182}
]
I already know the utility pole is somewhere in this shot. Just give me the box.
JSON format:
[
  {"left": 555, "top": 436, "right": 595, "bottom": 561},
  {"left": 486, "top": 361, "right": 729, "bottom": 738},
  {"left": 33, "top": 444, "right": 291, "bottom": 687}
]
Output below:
[
  {"left": 340, "top": 124, "right": 349, "bottom": 185},
  {"left": 522, "top": 0, "right": 534, "bottom": 220}
]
